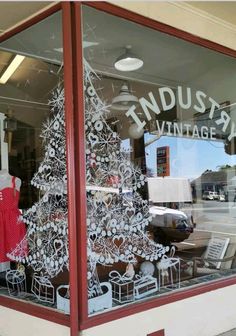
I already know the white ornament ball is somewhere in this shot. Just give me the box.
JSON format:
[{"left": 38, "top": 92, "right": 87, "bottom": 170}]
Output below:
[
  {"left": 128, "top": 123, "right": 144, "bottom": 139},
  {"left": 53, "top": 120, "right": 60, "bottom": 130},
  {"left": 140, "top": 261, "right": 155, "bottom": 276},
  {"left": 32, "top": 205, "right": 36, "bottom": 213},
  {"left": 37, "top": 238, "right": 42, "bottom": 247}
]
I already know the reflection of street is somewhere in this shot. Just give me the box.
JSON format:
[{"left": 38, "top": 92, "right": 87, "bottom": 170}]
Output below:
[
  {"left": 193, "top": 200, "right": 236, "bottom": 230},
  {"left": 178, "top": 200, "right": 236, "bottom": 251}
]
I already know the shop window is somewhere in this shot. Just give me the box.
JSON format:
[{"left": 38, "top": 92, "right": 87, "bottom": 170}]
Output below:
[
  {"left": 82, "top": 5, "right": 236, "bottom": 315},
  {"left": 0, "top": 11, "right": 69, "bottom": 314}
]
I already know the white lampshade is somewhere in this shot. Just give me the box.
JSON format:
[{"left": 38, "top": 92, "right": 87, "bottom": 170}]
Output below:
[
  {"left": 128, "top": 123, "right": 144, "bottom": 139},
  {"left": 111, "top": 82, "right": 139, "bottom": 111},
  {"left": 114, "top": 46, "right": 143, "bottom": 72}
]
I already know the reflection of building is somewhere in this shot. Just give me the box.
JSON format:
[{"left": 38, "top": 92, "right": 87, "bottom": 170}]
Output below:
[
  {"left": 191, "top": 168, "right": 236, "bottom": 199},
  {"left": 157, "top": 146, "right": 170, "bottom": 176}
]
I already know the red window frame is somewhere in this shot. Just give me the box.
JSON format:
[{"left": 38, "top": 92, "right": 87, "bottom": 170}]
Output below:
[
  {"left": 0, "top": 2, "right": 236, "bottom": 336},
  {"left": 0, "top": 1, "right": 74, "bottom": 332},
  {"left": 148, "top": 330, "right": 165, "bottom": 336}
]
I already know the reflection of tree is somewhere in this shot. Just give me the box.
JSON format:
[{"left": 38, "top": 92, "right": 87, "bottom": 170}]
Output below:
[
  {"left": 146, "top": 167, "right": 155, "bottom": 177},
  {"left": 218, "top": 164, "right": 232, "bottom": 170}
]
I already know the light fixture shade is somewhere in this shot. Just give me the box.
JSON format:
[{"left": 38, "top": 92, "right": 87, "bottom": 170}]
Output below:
[
  {"left": 111, "top": 83, "right": 139, "bottom": 111},
  {"left": 128, "top": 123, "right": 144, "bottom": 139},
  {"left": 3, "top": 117, "right": 17, "bottom": 132},
  {"left": 114, "top": 48, "right": 143, "bottom": 72}
]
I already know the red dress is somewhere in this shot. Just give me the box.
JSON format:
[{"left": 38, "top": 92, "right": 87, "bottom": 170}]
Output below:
[{"left": 0, "top": 176, "right": 26, "bottom": 262}]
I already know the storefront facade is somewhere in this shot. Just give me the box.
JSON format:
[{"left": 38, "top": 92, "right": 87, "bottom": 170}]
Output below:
[{"left": 1, "top": 2, "right": 236, "bottom": 336}]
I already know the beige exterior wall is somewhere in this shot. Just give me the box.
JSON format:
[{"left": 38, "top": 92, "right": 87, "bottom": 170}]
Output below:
[
  {"left": 82, "top": 284, "right": 236, "bottom": 336},
  {"left": 111, "top": 1, "right": 236, "bottom": 51},
  {"left": 0, "top": 305, "right": 70, "bottom": 336}
]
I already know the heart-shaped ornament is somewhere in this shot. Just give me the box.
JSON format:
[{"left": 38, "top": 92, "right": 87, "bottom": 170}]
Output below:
[
  {"left": 125, "top": 207, "right": 136, "bottom": 220},
  {"left": 113, "top": 234, "right": 125, "bottom": 247},
  {"left": 88, "top": 132, "right": 99, "bottom": 145}
]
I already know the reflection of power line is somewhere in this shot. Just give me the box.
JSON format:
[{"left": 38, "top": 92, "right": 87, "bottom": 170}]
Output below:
[
  {"left": 208, "top": 141, "right": 225, "bottom": 148},
  {"left": 192, "top": 115, "right": 227, "bottom": 122},
  {"left": 214, "top": 102, "right": 236, "bottom": 111},
  {"left": 194, "top": 102, "right": 234, "bottom": 122}
]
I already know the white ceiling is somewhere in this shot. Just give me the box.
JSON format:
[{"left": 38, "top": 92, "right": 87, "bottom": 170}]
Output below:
[
  {"left": 82, "top": 5, "right": 236, "bottom": 87},
  {"left": 0, "top": 10, "right": 63, "bottom": 65},
  {"left": 0, "top": 9, "right": 61, "bottom": 129}
]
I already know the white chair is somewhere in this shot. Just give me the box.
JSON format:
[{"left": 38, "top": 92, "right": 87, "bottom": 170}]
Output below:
[{"left": 192, "top": 236, "right": 236, "bottom": 277}]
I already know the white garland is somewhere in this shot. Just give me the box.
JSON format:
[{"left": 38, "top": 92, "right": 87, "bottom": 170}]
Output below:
[{"left": 84, "top": 59, "right": 169, "bottom": 298}]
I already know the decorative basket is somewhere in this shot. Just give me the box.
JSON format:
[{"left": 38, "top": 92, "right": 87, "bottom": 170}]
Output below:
[
  {"left": 6, "top": 269, "right": 26, "bottom": 297},
  {"left": 88, "top": 282, "right": 112, "bottom": 314}
]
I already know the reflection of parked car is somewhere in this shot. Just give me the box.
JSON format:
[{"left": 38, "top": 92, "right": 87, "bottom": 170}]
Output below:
[
  {"left": 149, "top": 206, "right": 194, "bottom": 245},
  {"left": 147, "top": 177, "right": 194, "bottom": 245},
  {"left": 202, "top": 191, "right": 219, "bottom": 200},
  {"left": 212, "top": 192, "right": 219, "bottom": 200},
  {"left": 219, "top": 194, "right": 225, "bottom": 202}
]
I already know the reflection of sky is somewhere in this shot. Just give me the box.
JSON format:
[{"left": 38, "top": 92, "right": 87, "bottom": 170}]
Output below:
[
  {"left": 144, "top": 133, "right": 236, "bottom": 180},
  {"left": 121, "top": 138, "right": 130, "bottom": 152}
]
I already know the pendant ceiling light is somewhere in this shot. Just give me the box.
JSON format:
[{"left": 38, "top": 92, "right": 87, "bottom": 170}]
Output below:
[
  {"left": 114, "top": 45, "right": 143, "bottom": 72},
  {"left": 128, "top": 123, "right": 144, "bottom": 139},
  {"left": 111, "top": 82, "right": 139, "bottom": 111}
]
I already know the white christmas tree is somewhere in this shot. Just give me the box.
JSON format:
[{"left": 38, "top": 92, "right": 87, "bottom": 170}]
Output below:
[
  {"left": 8, "top": 60, "right": 168, "bottom": 293},
  {"left": 84, "top": 60, "right": 169, "bottom": 298},
  {"left": 8, "top": 87, "right": 69, "bottom": 278}
]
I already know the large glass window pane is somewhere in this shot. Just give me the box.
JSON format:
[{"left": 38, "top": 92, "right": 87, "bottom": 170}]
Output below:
[
  {"left": 82, "top": 5, "right": 236, "bottom": 315},
  {"left": 0, "top": 11, "right": 69, "bottom": 314}
]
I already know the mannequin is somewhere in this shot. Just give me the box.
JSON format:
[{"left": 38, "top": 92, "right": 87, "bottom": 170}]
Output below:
[
  {"left": 0, "top": 169, "right": 21, "bottom": 191},
  {"left": 0, "top": 169, "right": 26, "bottom": 263}
]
